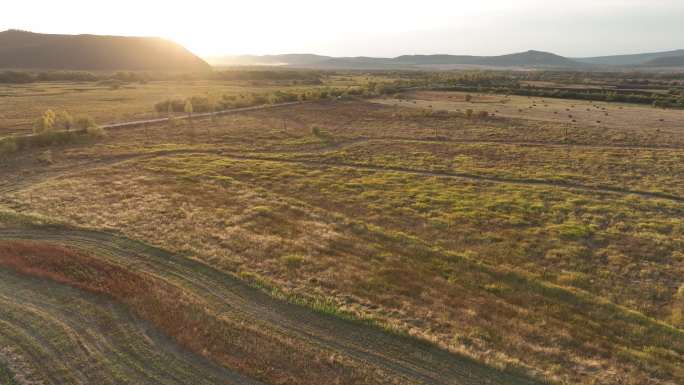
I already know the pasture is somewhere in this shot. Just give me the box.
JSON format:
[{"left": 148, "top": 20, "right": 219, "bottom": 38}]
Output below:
[{"left": 1, "top": 85, "right": 682, "bottom": 385}]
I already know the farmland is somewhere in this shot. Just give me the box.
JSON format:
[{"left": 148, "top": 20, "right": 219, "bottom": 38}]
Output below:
[
  {"left": 0, "top": 72, "right": 383, "bottom": 136},
  {"left": 0, "top": 73, "right": 683, "bottom": 385}
]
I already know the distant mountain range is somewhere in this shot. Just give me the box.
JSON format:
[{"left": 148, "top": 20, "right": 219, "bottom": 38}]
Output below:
[
  {"left": 575, "top": 49, "right": 684, "bottom": 66},
  {"left": 209, "top": 49, "right": 684, "bottom": 70},
  {"left": 1, "top": 30, "right": 682, "bottom": 72},
  {"left": 0, "top": 30, "right": 210, "bottom": 71}
]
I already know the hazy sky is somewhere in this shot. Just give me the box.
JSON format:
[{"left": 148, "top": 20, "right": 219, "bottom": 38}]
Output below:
[{"left": 3, "top": 0, "right": 683, "bottom": 57}]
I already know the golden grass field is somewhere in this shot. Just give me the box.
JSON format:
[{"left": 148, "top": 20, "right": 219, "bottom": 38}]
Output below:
[
  {"left": 376, "top": 90, "right": 684, "bottom": 135},
  {"left": 0, "top": 85, "right": 683, "bottom": 385},
  {"left": 0, "top": 75, "right": 371, "bottom": 136}
]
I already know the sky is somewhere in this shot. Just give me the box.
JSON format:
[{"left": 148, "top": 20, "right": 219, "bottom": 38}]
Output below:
[{"left": 2, "top": 0, "right": 683, "bottom": 58}]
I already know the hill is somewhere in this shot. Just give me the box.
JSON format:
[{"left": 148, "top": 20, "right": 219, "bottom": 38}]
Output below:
[
  {"left": 0, "top": 29, "right": 211, "bottom": 71},
  {"left": 476, "top": 50, "right": 580, "bottom": 67},
  {"left": 641, "top": 55, "right": 684, "bottom": 67},
  {"left": 576, "top": 49, "right": 684, "bottom": 66},
  {"left": 212, "top": 50, "right": 584, "bottom": 70},
  {"left": 394, "top": 50, "right": 580, "bottom": 68}
]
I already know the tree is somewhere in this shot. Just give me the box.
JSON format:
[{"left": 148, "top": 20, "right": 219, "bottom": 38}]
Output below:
[
  {"left": 465, "top": 94, "right": 473, "bottom": 102},
  {"left": 184, "top": 99, "right": 194, "bottom": 116},
  {"left": 184, "top": 99, "right": 194, "bottom": 128},
  {"left": 55, "top": 110, "right": 74, "bottom": 130},
  {"left": 33, "top": 109, "right": 56, "bottom": 133}
]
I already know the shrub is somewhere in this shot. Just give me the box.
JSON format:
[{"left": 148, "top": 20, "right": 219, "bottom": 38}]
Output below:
[
  {"left": 33, "top": 110, "right": 56, "bottom": 133},
  {"left": 85, "top": 125, "right": 106, "bottom": 138},
  {"left": 54, "top": 110, "right": 74, "bottom": 130},
  {"left": 465, "top": 109, "right": 474, "bottom": 119},
  {"left": 281, "top": 254, "right": 306, "bottom": 269},
  {"left": 33, "top": 130, "right": 78, "bottom": 147},
  {"left": 74, "top": 115, "right": 97, "bottom": 130},
  {"left": 184, "top": 100, "right": 194, "bottom": 115},
  {"left": 155, "top": 99, "right": 186, "bottom": 114}
]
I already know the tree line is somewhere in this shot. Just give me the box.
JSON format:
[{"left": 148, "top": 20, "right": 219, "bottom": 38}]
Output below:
[{"left": 0, "top": 69, "right": 327, "bottom": 84}]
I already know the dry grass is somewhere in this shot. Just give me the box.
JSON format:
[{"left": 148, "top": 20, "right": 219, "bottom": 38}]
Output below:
[
  {"left": 0, "top": 78, "right": 353, "bottom": 137},
  {"left": 0, "top": 240, "right": 384, "bottom": 385},
  {"left": 381, "top": 90, "right": 684, "bottom": 135},
  {"left": 1, "top": 98, "right": 683, "bottom": 384}
]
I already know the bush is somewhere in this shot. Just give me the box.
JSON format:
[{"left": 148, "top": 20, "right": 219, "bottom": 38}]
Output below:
[
  {"left": 33, "top": 110, "right": 56, "bottom": 133},
  {"left": 86, "top": 125, "right": 105, "bottom": 138},
  {"left": 184, "top": 100, "right": 194, "bottom": 115},
  {"left": 74, "top": 115, "right": 97, "bottom": 130},
  {"left": 54, "top": 110, "right": 74, "bottom": 130},
  {"left": 155, "top": 99, "right": 186, "bottom": 113},
  {"left": 281, "top": 254, "right": 306, "bottom": 269}
]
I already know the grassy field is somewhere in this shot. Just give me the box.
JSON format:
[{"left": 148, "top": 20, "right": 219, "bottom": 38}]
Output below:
[
  {"left": 0, "top": 75, "right": 375, "bottom": 137},
  {"left": 0, "top": 85, "right": 683, "bottom": 384},
  {"left": 376, "top": 90, "right": 684, "bottom": 139},
  {"left": 0, "top": 213, "right": 540, "bottom": 385}
]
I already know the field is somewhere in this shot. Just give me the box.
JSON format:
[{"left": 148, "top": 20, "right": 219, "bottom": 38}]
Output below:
[
  {"left": 0, "top": 76, "right": 683, "bottom": 385},
  {"left": 0, "top": 74, "right": 376, "bottom": 136},
  {"left": 382, "top": 90, "right": 684, "bottom": 135}
]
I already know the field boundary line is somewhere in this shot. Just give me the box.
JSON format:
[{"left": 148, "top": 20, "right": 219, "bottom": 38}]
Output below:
[{"left": 214, "top": 152, "right": 684, "bottom": 203}]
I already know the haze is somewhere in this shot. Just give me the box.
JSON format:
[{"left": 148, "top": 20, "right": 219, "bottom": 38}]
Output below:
[{"left": 3, "top": 0, "right": 684, "bottom": 58}]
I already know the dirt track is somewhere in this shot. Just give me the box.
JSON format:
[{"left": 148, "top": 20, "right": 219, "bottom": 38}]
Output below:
[
  {"left": 0, "top": 263, "right": 261, "bottom": 385},
  {"left": 0, "top": 226, "right": 544, "bottom": 385}
]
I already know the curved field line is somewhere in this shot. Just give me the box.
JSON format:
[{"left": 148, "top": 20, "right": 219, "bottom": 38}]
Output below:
[
  {"left": 2, "top": 101, "right": 304, "bottom": 140},
  {"left": 324, "top": 136, "right": 684, "bottom": 152},
  {"left": 0, "top": 227, "right": 546, "bottom": 385},
  {"left": 3, "top": 145, "right": 681, "bottom": 204},
  {"left": 216, "top": 153, "right": 684, "bottom": 203},
  {"left": 0, "top": 269, "right": 258, "bottom": 385},
  {"left": 102, "top": 102, "right": 303, "bottom": 130}
]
